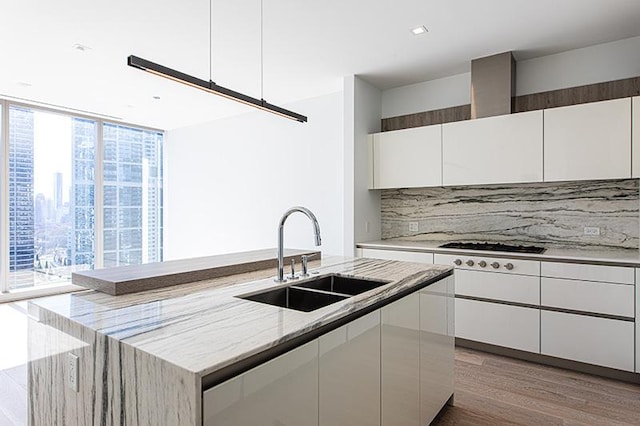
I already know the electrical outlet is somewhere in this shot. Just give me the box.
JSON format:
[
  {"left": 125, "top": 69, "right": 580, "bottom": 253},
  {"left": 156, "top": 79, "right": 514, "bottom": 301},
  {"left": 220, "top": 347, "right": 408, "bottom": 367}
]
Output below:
[
  {"left": 365, "top": 221, "right": 370, "bottom": 233},
  {"left": 409, "top": 222, "right": 419, "bottom": 232},
  {"left": 584, "top": 226, "right": 600, "bottom": 236},
  {"left": 68, "top": 353, "right": 79, "bottom": 392}
]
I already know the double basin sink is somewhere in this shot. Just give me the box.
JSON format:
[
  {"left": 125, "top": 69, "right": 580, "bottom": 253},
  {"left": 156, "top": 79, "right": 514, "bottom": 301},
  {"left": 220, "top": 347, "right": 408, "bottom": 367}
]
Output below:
[{"left": 238, "top": 274, "right": 390, "bottom": 312}]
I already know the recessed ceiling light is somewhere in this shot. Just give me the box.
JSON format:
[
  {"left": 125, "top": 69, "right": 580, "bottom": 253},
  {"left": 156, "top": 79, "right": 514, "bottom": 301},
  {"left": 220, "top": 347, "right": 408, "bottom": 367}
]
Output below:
[
  {"left": 73, "top": 43, "right": 91, "bottom": 52},
  {"left": 152, "top": 96, "right": 161, "bottom": 100},
  {"left": 410, "top": 25, "right": 428, "bottom": 35},
  {"left": 16, "top": 81, "right": 33, "bottom": 87}
]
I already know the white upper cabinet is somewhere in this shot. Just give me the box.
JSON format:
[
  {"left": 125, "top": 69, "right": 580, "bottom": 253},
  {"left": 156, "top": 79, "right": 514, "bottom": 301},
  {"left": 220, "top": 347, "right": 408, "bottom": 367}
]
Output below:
[
  {"left": 633, "top": 97, "right": 640, "bottom": 178},
  {"left": 369, "top": 124, "right": 442, "bottom": 189},
  {"left": 544, "top": 98, "right": 632, "bottom": 182},
  {"left": 442, "top": 110, "right": 543, "bottom": 186}
]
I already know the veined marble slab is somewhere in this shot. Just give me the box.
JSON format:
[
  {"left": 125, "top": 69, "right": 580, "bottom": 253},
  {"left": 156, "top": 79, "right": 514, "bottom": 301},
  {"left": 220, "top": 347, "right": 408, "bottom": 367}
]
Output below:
[
  {"left": 72, "top": 248, "right": 320, "bottom": 295},
  {"left": 381, "top": 179, "right": 639, "bottom": 250},
  {"left": 35, "top": 257, "right": 450, "bottom": 376}
]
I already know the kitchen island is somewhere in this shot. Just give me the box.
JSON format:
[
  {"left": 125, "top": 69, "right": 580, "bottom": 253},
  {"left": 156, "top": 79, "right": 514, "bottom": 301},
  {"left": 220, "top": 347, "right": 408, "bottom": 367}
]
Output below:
[{"left": 27, "top": 253, "right": 453, "bottom": 426}]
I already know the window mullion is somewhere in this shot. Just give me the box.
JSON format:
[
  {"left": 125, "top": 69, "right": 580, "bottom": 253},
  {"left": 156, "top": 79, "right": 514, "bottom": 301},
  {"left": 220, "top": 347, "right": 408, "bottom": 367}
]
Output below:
[
  {"left": 0, "top": 100, "right": 8, "bottom": 293},
  {"left": 94, "top": 120, "right": 104, "bottom": 269}
]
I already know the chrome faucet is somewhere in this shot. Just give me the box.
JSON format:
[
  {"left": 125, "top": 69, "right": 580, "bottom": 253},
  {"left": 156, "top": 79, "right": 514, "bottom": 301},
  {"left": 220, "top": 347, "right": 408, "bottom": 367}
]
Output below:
[{"left": 276, "top": 206, "right": 321, "bottom": 282}]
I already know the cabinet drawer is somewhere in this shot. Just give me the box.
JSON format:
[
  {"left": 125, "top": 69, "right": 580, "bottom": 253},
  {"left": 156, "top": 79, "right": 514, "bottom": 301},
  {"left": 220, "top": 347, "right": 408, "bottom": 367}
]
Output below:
[
  {"left": 541, "top": 310, "right": 634, "bottom": 371},
  {"left": 435, "top": 253, "right": 539, "bottom": 276},
  {"left": 360, "top": 248, "right": 434, "bottom": 264},
  {"left": 541, "top": 277, "right": 634, "bottom": 318},
  {"left": 455, "top": 269, "right": 539, "bottom": 305},
  {"left": 541, "top": 262, "right": 634, "bottom": 285},
  {"left": 455, "top": 298, "right": 539, "bottom": 353}
]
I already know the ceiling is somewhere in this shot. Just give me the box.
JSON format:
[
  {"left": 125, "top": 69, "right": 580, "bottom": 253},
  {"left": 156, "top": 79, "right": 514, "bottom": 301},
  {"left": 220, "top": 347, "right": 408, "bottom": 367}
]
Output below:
[{"left": 1, "top": 0, "right": 640, "bottom": 130}]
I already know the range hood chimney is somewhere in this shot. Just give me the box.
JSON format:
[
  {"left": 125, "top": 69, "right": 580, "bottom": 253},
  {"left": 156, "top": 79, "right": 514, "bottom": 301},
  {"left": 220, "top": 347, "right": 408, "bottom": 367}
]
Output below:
[{"left": 470, "top": 51, "right": 516, "bottom": 119}]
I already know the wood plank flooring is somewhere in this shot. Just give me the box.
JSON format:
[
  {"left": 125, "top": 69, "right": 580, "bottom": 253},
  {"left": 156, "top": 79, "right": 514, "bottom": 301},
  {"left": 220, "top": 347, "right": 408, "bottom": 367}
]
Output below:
[{"left": 434, "top": 348, "right": 640, "bottom": 425}]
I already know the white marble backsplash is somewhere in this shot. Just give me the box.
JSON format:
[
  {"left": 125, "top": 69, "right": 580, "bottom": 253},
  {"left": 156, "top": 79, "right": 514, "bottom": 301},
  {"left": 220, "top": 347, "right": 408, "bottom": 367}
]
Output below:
[{"left": 381, "top": 179, "right": 639, "bottom": 250}]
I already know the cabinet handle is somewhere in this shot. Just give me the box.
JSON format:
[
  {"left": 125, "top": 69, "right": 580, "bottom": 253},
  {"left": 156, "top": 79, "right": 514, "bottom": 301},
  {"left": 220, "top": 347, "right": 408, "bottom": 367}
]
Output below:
[
  {"left": 504, "top": 263, "right": 514, "bottom": 270},
  {"left": 466, "top": 260, "right": 474, "bottom": 267},
  {"left": 491, "top": 262, "right": 500, "bottom": 269},
  {"left": 478, "top": 260, "right": 487, "bottom": 267},
  {"left": 454, "top": 259, "right": 462, "bottom": 266}
]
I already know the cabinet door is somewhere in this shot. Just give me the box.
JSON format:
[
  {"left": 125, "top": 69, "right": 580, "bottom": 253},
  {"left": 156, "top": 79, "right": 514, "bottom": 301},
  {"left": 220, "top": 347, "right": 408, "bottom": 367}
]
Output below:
[
  {"left": 633, "top": 97, "right": 640, "bottom": 177},
  {"left": 541, "top": 310, "right": 634, "bottom": 371},
  {"left": 420, "top": 275, "right": 454, "bottom": 425},
  {"left": 370, "top": 125, "right": 442, "bottom": 189},
  {"left": 203, "top": 341, "right": 318, "bottom": 426},
  {"left": 382, "top": 293, "right": 420, "bottom": 426},
  {"left": 442, "top": 110, "right": 543, "bottom": 186},
  {"left": 455, "top": 298, "right": 540, "bottom": 353},
  {"left": 637, "top": 268, "right": 639, "bottom": 373},
  {"left": 319, "top": 311, "right": 381, "bottom": 426},
  {"left": 360, "top": 248, "right": 434, "bottom": 264},
  {"left": 544, "top": 98, "right": 631, "bottom": 182},
  {"left": 455, "top": 269, "right": 540, "bottom": 305}
]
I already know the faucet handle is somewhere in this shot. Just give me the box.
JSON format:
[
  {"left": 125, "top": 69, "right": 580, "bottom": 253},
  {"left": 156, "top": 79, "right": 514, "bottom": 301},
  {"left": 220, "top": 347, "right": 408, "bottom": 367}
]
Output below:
[{"left": 289, "top": 259, "right": 299, "bottom": 280}]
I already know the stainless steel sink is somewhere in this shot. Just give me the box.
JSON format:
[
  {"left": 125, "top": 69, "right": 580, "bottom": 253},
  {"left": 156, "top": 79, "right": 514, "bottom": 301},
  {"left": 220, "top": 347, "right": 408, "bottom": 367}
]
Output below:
[
  {"left": 239, "top": 286, "right": 348, "bottom": 312},
  {"left": 294, "top": 274, "right": 390, "bottom": 296},
  {"left": 238, "top": 274, "right": 391, "bottom": 312}
]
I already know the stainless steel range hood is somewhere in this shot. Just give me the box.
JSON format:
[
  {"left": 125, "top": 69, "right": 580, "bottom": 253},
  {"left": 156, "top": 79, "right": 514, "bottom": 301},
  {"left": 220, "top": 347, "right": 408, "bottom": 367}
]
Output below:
[{"left": 470, "top": 51, "right": 516, "bottom": 119}]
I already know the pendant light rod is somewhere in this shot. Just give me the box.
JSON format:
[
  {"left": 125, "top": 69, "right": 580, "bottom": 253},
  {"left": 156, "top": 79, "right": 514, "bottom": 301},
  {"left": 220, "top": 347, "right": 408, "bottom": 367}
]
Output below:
[{"left": 127, "top": 55, "right": 307, "bottom": 122}]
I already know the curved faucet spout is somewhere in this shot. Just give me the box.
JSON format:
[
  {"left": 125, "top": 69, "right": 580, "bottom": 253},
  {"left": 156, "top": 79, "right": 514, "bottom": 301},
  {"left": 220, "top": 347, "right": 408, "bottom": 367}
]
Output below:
[{"left": 276, "top": 206, "right": 322, "bottom": 282}]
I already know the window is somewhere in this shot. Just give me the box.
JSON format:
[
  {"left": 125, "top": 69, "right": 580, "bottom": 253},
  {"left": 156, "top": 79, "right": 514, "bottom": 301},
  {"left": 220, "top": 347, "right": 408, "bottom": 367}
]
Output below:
[{"left": 0, "top": 102, "right": 163, "bottom": 297}]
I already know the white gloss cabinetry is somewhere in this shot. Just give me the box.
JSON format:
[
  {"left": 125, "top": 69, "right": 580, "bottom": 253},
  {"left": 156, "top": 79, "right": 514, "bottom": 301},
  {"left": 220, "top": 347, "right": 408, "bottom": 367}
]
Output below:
[
  {"left": 442, "top": 110, "right": 543, "bottom": 186},
  {"left": 541, "top": 311, "right": 634, "bottom": 371},
  {"left": 636, "top": 268, "right": 640, "bottom": 373},
  {"left": 382, "top": 293, "right": 420, "bottom": 426},
  {"left": 420, "top": 275, "right": 455, "bottom": 425},
  {"left": 543, "top": 98, "right": 632, "bottom": 182},
  {"left": 369, "top": 124, "right": 442, "bottom": 189},
  {"left": 358, "top": 248, "right": 434, "bottom": 264},
  {"left": 540, "top": 261, "right": 636, "bottom": 371},
  {"left": 203, "top": 340, "right": 319, "bottom": 426},
  {"left": 319, "top": 311, "right": 381, "bottom": 426},
  {"left": 455, "top": 298, "right": 540, "bottom": 353},
  {"left": 632, "top": 96, "right": 640, "bottom": 177}
]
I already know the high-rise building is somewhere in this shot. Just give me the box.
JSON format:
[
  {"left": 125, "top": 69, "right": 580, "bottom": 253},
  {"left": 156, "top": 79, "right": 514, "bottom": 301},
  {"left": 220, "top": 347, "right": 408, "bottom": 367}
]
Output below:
[
  {"left": 53, "top": 172, "right": 63, "bottom": 209},
  {"left": 8, "top": 106, "right": 35, "bottom": 272},
  {"left": 102, "top": 123, "right": 162, "bottom": 267},
  {"left": 70, "top": 118, "right": 96, "bottom": 267}
]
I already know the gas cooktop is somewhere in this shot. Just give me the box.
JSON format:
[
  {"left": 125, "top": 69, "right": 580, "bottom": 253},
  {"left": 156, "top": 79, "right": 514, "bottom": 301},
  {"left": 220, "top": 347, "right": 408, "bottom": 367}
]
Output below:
[{"left": 438, "top": 242, "right": 546, "bottom": 254}]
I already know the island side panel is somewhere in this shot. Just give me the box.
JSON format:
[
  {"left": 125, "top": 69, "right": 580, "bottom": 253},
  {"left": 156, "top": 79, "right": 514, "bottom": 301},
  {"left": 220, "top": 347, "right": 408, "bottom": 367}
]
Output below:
[{"left": 28, "top": 307, "right": 200, "bottom": 426}]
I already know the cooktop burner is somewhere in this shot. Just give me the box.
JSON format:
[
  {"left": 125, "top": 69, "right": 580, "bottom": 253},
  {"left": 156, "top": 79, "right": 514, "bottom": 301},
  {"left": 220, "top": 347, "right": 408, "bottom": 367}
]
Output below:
[{"left": 439, "top": 242, "right": 546, "bottom": 254}]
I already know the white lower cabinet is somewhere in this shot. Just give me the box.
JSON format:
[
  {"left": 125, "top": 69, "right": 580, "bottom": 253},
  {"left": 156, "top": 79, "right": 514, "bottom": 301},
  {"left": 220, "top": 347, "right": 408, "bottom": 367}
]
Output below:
[
  {"left": 382, "top": 293, "right": 420, "bottom": 426},
  {"left": 420, "top": 275, "right": 455, "bottom": 425},
  {"left": 358, "top": 248, "right": 434, "bottom": 264},
  {"left": 455, "top": 298, "right": 540, "bottom": 353},
  {"left": 541, "top": 310, "right": 635, "bottom": 372},
  {"left": 203, "top": 340, "right": 319, "bottom": 426},
  {"left": 454, "top": 269, "right": 540, "bottom": 305},
  {"left": 319, "top": 311, "right": 381, "bottom": 426}
]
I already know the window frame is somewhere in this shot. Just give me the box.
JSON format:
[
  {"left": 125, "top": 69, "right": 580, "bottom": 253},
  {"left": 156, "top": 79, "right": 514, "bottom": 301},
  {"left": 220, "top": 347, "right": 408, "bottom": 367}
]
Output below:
[{"left": 0, "top": 98, "right": 164, "bottom": 302}]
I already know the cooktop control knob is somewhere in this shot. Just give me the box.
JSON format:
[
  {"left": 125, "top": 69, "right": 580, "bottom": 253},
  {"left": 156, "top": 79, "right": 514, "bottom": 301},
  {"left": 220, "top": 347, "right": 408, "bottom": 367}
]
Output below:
[
  {"left": 505, "top": 263, "right": 514, "bottom": 270},
  {"left": 491, "top": 262, "right": 500, "bottom": 269},
  {"left": 466, "top": 260, "right": 474, "bottom": 267},
  {"left": 478, "top": 260, "right": 487, "bottom": 267},
  {"left": 454, "top": 259, "right": 462, "bottom": 266}
]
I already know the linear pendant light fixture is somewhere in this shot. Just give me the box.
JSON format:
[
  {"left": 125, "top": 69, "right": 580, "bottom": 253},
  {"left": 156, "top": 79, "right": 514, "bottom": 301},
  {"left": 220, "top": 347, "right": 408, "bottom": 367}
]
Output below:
[{"left": 127, "top": 1, "right": 307, "bottom": 122}]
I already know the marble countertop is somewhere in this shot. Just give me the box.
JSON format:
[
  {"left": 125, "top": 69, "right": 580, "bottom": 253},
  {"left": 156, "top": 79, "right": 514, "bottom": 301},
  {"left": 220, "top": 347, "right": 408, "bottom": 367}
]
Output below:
[
  {"left": 357, "top": 239, "right": 640, "bottom": 267},
  {"left": 29, "top": 256, "right": 451, "bottom": 380}
]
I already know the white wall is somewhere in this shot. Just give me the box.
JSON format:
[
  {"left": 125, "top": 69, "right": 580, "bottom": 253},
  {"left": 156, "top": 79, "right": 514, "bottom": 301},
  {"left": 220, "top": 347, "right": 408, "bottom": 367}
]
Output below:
[
  {"left": 382, "top": 35, "right": 640, "bottom": 118},
  {"left": 164, "top": 92, "right": 344, "bottom": 260},
  {"left": 343, "top": 76, "right": 382, "bottom": 255}
]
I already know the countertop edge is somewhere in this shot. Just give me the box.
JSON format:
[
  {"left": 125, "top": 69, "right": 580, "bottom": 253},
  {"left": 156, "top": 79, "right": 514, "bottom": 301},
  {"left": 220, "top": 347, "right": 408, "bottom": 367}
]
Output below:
[{"left": 357, "top": 240, "right": 640, "bottom": 267}]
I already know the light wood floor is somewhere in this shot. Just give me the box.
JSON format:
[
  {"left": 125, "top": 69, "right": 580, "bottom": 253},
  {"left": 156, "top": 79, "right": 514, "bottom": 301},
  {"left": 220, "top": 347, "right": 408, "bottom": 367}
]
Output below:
[{"left": 435, "top": 347, "right": 640, "bottom": 425}]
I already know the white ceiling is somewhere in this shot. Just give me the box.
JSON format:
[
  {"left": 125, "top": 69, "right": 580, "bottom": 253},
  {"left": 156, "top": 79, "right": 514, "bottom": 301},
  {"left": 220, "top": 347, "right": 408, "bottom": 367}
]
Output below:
[{"left": 1, "top": 0, "right": 640, "bottom": 130}]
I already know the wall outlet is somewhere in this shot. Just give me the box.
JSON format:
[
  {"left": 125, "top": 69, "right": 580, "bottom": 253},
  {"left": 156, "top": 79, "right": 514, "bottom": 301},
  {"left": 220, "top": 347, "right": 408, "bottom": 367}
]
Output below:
[
  {"left": 409, "top": 222, "right": 419, "bottom": 232},
  {"left": 68, "top": 353, "right": 79, "bottom": 392},
  {"left": 583, "top": 226, "right": 600, "bottom": 236},
  {"left": 365, "top": 221, "right": 370, "bottom": 233}
]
